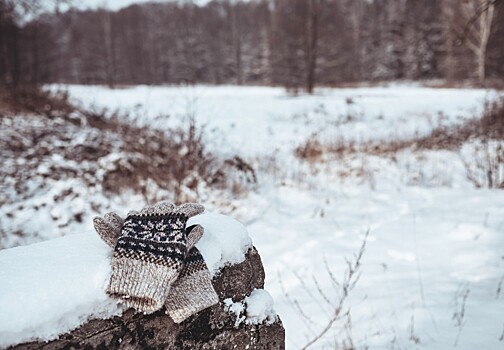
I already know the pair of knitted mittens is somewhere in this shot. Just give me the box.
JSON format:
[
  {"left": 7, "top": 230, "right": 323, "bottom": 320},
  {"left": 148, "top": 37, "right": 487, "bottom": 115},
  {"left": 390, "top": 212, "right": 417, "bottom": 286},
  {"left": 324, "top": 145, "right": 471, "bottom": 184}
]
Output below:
[{"left": 93, "top": 201, "right": 218, "bottom": 323}]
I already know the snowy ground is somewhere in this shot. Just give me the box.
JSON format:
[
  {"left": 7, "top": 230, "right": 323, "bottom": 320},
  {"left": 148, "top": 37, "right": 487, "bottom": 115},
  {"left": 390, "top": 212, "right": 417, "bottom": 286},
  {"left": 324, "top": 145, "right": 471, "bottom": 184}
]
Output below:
[{"left": 3, "top": 84, "right": 504, "bottom": 349}]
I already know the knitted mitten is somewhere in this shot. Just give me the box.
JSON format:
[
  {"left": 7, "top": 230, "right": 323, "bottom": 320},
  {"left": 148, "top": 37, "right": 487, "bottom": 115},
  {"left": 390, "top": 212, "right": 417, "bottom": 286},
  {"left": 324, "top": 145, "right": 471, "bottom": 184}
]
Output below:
[
  {"left": 94, "top": 201, "right": 204, "bottom": 314},
  {"left": 93, "top": 201, "right": 218, "bottom": 319},
  {"left": 164, "top": 247, "right": 219, "bottom": 323}
]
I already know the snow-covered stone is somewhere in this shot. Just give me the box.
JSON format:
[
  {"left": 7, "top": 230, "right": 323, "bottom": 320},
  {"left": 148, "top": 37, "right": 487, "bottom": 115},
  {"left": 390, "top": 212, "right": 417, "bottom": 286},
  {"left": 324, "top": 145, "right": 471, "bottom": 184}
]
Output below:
[{"left": 0, "top": 213, "right": 254, "bottom": 348}]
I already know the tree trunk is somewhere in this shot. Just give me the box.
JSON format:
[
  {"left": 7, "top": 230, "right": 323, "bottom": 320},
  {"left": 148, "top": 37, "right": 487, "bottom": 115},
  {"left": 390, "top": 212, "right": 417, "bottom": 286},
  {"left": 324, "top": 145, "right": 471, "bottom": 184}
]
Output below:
[
  {"left": 11, "top": 23, "right": 20, "bottom": 87},
  {"left": 102, "top": 10, "right": 115, "bottom": 88},
  {"left": 0, "top": 17, "right": 5, "bottom": 86},
  {"left": 476, "top": 1, "right": 494, "bottom": 84},
  {"left": 477, "top": 49, "right": 486, "bottom": 83},
  {"left": 460, "top": 0, "right": 495, "bottom": 84},
  {"left": 306, "top": 0, "right": 319, "bottom": 94},
  {"left": 231, "top": 5, "right": 243, "bottom": 85},
  {"left": 31, "top": 25, "right": 39, "bottom": 85}
]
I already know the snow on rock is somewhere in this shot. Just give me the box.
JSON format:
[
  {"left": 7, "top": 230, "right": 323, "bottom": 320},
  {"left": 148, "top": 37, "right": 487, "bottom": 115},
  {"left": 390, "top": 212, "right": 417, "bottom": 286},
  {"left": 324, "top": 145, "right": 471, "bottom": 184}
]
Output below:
[
  {"left": 243, "top": 289, "right": 277, "bottom": 325},
  {"left": 223, "top": 289, "right": 277, "bottom": 328},
  {"left": 0, "top": 233, "right": 120, "bottom": 348},
  {"left": 223, "top": 298, "right": 246, "bottom": 328},
  {"left": 189, "top": 212, "right": 252, "bottom": 276},
  {"left": 0, "top": 212, "right": 251, "bottom": 348}
]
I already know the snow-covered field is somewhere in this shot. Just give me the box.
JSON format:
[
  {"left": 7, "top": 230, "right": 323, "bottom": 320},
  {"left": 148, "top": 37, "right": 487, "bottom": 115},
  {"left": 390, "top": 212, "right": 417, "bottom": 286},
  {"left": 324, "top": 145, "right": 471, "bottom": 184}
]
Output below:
[
  {"left": 2, "top": 84, "right": 504, "bottom": 349},
  {"left": 57, "top": 84, "right": 492, "bottom": 159}
]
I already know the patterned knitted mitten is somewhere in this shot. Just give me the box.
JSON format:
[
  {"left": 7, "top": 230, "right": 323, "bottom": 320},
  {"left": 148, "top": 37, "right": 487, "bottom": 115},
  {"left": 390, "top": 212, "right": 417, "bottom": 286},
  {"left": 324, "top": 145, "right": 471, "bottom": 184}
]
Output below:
[
  {"left": 93, "top": 201, "right": 217, "bottom": 318},
  {"left": 97, "top": 201, "right": 204, "bottom": 314},
  {"left": 164, "top": 246, "right": 219, "bottom": 323}
]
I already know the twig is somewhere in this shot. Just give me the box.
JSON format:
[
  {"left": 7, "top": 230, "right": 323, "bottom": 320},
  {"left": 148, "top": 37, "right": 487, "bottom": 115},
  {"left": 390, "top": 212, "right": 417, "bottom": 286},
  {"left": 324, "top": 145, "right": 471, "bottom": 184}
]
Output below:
[
  {"left": 323, "top": 255, "right": 341, "bottom": 289},
  {"left": 496, "top": 274, "right": 504, "bottom": 299},
  {"left": 453, "top": 285, "right": 470, "bottom": 347},
  {"left": 293, "top": 270, "right": 331, "bottom": 317},
  {"left": 312, "top": 275, "right": 334, "bottom": 308},
  {"left": 278, "top": 272, "right": 317, "bottom": 331},
  {"left": 301, "top": 230, "right": 369, "bottom": 350}
]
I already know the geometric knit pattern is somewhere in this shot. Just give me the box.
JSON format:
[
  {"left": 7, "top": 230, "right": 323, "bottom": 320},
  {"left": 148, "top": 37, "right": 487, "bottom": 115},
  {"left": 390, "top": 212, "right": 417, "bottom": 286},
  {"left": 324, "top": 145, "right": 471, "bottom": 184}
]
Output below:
[
  {"left": 107, "top": 212, "right": 190, "bottom": 314},
  {"left": 165, "top": 247, "right": 219, "bottom": 323},
  {"left": 114, "top": 213, "right": 189, "bottom": 267},
  {"left": 178, "top": 247, "right": 209, "bottom": 279}
]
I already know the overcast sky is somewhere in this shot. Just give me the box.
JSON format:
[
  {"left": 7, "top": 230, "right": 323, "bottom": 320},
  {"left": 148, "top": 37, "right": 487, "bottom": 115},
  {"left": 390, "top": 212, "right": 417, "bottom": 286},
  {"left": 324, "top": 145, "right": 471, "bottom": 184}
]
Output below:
[
  {"left": 46, "top": 0, "right": 209, "bottom": 12},
  {"left": 76, "top": 0, "right": 177, "bottom": 11}
]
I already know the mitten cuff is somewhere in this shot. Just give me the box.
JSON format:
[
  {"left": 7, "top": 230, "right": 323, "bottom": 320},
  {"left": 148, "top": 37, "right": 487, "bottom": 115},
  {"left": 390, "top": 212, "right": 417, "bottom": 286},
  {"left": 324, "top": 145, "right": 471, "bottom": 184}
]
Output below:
[
  {"left": 108, "top": 256, "right": 180, "bottom": 314},
  {"left": 165, "top": 270, "right": 218, "bottom": 323},
  {"left": 165, "top": 249, "right": 219, "bottom": 323}
]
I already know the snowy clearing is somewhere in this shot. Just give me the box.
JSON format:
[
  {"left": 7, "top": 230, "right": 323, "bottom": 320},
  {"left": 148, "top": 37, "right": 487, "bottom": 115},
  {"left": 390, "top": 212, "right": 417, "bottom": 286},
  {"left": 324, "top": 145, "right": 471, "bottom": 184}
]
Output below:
[
  {"left": 51, "top": 84, "right": 497, "bottom": 159},
  {"left": 2, "top": 84, "right": 503, "bottom": 349}
]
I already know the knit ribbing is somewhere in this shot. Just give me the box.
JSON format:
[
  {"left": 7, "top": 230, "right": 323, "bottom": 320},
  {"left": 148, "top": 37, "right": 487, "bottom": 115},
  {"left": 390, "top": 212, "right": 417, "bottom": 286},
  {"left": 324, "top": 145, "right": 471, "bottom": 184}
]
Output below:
[{"left": 108, "top": 257, "right": 181, "bottom": 314}]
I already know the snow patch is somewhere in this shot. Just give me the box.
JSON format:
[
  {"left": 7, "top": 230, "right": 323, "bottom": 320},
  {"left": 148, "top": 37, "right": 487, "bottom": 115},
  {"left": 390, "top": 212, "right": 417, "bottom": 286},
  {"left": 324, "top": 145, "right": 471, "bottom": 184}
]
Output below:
[
  {"left": 0, "top": 233, "right": 121, "bottom": 348},
  {"left": 386, "top": 248, "right": 416, "bottom": 262},
  {"left": 223, "top": 289, "right": 277, "bottom": 328},
  {"left": 189, "top": 212, "right": 252, "bottom": 276},
  {"left": 223, "top": 298, "right": 246, "bottom": 328}
]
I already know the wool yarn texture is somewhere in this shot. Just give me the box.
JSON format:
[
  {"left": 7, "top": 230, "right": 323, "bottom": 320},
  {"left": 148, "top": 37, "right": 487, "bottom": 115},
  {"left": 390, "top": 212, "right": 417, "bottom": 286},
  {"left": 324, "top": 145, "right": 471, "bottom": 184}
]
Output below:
[{"left": 93, "top": 201, "right": 218, "bottom": 321}]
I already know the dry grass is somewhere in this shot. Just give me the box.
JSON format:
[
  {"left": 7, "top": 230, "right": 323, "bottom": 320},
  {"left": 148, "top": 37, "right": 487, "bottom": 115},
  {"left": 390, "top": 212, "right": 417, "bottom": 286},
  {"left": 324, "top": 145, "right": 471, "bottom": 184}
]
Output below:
[
  {"left": 295, "top": 95, "right": 504, "bottom": 159},
  {"left": 461, "top": 141, "right": 504, "bottom": 189},
  {"left": 294, "top": 96, "right": 504, "bottom": 189},
  {"left": 0, "top": 87, "right": 75, "bottom": 118},
  {"left": 1, "top": 87, "right": 255, "bottom": 207},
  {"left": 295, "top": 137, "right": 325, "bottom": 162}
]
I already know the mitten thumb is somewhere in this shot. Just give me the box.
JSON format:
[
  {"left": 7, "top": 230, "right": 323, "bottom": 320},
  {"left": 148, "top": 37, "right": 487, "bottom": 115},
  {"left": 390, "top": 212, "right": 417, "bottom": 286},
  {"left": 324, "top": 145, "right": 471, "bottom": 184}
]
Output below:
[
  {"left": 186, "top": 224, "right": 204, "bottom": 251},
  {"left": 93, "top": 212, "right": 123, "bottom": 248}
]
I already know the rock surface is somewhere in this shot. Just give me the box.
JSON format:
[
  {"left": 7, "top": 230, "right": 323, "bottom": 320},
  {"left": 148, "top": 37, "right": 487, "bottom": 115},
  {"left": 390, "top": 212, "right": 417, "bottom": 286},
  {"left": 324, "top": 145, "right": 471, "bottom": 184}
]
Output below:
[{"left": 9, "top": 247, "right": 285, "bottom": 350}]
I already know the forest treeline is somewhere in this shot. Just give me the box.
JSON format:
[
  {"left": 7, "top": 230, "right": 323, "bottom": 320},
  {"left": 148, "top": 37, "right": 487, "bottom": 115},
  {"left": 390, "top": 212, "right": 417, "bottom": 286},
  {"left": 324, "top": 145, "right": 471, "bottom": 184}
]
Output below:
[{"left": 1, "top": 0, "right": 503, "bottom": 91}]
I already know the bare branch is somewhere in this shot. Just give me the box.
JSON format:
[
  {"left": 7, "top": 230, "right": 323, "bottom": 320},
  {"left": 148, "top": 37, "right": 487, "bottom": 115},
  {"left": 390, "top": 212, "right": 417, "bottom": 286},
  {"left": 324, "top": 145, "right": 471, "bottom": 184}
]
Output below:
[
  {"left": 457, "top": 0, "right": 501, "bottom": 47},
  {"left": 301, "top": 230, "right": 369, "bottom": 350}
]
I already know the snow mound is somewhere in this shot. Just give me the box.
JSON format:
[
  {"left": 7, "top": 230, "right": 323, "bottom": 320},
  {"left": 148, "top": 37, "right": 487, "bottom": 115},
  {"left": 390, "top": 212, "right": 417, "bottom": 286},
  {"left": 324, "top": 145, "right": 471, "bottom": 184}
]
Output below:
[
  {"left": 0, "top": 233, "right": 120, "bottom": 348},
  {"left": 244, "top": 289, "right": 277, "bottom": 325},
  {"left": 189, "top": 212, "right": 252, "bottom": 276},
  {"left": 0, "top": 212, "right": 252, "bottom": 348},
  {"left": 223, "top": 289, "right": 278, "bottom": 328}
]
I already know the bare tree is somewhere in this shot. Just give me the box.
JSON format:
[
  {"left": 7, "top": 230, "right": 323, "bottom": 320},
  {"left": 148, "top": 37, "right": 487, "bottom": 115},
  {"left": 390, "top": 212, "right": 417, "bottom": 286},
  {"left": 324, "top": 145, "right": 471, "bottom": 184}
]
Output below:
[
  {"left": 447, "top": 0, "right": 497, "bottom": 83},
  {"left": 100, "top": 8, "right": 115, "bottom": 88},
  {"left": 299, "top": 230, "right": 369, "bottom": 350},
  {"left": 228, "top": 1, "right": 243, "bottom": 85},
  {"left": 304, "top": 0, "right": 320, "bottom": 94},
  {"left": 6, "top": 0, "right": 504, "bottom": 87}
]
